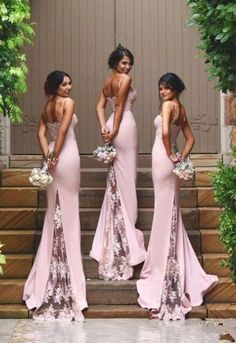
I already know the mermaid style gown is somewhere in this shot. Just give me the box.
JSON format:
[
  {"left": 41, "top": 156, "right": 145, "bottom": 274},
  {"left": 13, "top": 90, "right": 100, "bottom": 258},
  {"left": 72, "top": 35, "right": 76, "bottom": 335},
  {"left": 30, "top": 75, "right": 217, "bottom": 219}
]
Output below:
[
  {"left": 90, "top": 89, "right": 146, "bottom": 280},
  {"left": 23, "top": 114, "right": 87, "bottom": 321},
  {"left": 137, "top": 115, "right": 218, "bottom": 320}
]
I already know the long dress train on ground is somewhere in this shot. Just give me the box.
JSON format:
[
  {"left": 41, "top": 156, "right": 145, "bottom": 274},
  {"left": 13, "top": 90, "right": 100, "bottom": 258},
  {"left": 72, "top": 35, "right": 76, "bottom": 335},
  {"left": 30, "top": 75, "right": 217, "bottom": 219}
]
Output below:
[
  {"left": 23, "top": 114, "right": 87, "bottom": 321},
  {"left": 90, "top": 89, "right": 146, "bottom": 280},
  {"left": 136, "top": 115, "right": 218, "bottom": 320}
]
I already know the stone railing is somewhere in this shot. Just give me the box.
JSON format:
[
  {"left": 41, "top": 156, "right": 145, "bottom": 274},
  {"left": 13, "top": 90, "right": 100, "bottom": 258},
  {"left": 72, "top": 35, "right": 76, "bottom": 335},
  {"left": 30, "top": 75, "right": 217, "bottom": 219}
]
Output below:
[{"left": 0, "top": 116, "right": 11, "bottom": 169}]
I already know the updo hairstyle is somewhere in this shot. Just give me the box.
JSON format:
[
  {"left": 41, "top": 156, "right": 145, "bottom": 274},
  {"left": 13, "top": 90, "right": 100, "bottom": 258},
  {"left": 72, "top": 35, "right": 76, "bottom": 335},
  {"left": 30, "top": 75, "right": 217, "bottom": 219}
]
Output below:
[
  {"left": 44, "top": 70, "right": 72, "bottom": 96},
  {"left": 158, "top": 73, "right": 185, "bottom": 95},
  {"left": 108, "top": 44, "right": 134, "bottom": 69}
]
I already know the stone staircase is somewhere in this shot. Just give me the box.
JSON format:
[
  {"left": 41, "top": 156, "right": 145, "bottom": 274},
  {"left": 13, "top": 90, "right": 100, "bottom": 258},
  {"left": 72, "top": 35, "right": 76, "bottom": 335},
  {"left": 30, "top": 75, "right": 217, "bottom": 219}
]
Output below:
[{"left": 0, "top": 154, "right": 235, "bottom": 319}]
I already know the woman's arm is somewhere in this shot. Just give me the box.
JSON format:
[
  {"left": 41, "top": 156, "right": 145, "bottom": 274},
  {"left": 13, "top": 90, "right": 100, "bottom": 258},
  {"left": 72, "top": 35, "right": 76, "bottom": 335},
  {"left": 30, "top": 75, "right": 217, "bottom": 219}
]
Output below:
[
  {"left": 96, "top": 91, "right": 108, "bottom": 141},
  {"left": 38, "top": 117, "right": 49, "bottom": 159},
  {"left": 52, "top": 98, "right": 75, "bottom": 159},
  {"left": 107, "top": 74, "right": 131, "bottom": 142},
  {"left": 181, "top": 120, "right": 195, "bottom": 159}
]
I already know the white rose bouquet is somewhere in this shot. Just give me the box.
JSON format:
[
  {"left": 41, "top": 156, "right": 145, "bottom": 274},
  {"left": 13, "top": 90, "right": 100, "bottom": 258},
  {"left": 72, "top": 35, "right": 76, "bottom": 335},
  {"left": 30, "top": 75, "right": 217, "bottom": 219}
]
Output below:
[
  {"left": 93, "top": 144, "right": 117, "bottom": 164},
  {"left": 29, "top": 162, "right": 53, "bottom": 188},
  {"left": 172, "top": 144, "right": 195, "bottom": 181}
]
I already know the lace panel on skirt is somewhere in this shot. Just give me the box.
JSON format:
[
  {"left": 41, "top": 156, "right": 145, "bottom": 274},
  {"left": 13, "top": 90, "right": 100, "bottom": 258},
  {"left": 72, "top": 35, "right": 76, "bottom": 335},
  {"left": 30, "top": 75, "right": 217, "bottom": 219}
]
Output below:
[
  {"left": 33, "top": 193, "right": 83, "bottom": 321},
  {"left": 98, "top": 165, "right": 133, "bottom": 280},
  {"left": 157, "top": 201, "right": 185, "bottom": 320}
]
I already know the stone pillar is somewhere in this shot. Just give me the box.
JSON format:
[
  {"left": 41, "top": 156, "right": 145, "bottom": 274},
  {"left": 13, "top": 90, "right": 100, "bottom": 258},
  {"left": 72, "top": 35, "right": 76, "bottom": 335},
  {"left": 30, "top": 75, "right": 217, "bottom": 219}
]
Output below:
[
  {"left": 220, "top": 91, "right": 236, "bottom": 163},
  {"left": 0, "top": 116, "right": 11, "bottom": 169}
]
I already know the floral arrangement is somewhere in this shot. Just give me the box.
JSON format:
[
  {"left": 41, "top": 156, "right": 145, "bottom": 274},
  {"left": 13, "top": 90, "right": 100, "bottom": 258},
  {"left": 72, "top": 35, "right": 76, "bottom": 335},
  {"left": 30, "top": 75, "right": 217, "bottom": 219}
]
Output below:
[
  {"left": 29, "top": 162, "right": 53, "bottom": 188},
  {"left": 0, "top": 242, "right": 6, "bottom": 275},
  {"left": 172, "top": 144, "right": 195, "bottom": 180},
  {"left": 173, "top": 157, "right": 195, "bottom": 180},
  {"left": 93, "top": 144, "right": 117, "bottom": 164}
]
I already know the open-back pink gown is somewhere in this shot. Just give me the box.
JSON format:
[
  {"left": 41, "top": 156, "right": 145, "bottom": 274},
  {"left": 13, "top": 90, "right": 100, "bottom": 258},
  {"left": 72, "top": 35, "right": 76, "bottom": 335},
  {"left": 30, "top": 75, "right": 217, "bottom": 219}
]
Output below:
[
  {"left": 23, "top": 114, "right": 87, "bottom": 321},
  {"left": 137, "top": 115, "right": 218, "bottom": 320},
  {"left": 90, "top": 89, "right": 146, "bottom": 280}
]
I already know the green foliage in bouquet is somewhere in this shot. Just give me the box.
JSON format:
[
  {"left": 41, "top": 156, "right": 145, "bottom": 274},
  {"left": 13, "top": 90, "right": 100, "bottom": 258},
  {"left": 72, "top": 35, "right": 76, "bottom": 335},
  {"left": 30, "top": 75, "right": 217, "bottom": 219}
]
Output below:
[
  {"left": 0, "top": 242, "right": 6, "bottom": 275},
  {"left": 0, "top": 0, "right": 34, "bottom": 122},
  {"left": 212, "top": 147, "right": 236, "bottom": 283},
  {"left": 187, "top": 1, "right": 236, "bottom": 93}
]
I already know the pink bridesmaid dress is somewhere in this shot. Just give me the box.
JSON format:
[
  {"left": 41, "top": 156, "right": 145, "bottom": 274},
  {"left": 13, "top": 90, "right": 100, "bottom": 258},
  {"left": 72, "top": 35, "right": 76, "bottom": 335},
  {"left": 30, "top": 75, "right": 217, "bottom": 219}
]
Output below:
[
  {"left": 90, "top": 89, "right": 146, "bottom": 280},
  {"left": 23, "top": 113, "right": 87, "bottom": 321},
  {"left": 136, "top": 115, "right": 218, "bottom": 320}
]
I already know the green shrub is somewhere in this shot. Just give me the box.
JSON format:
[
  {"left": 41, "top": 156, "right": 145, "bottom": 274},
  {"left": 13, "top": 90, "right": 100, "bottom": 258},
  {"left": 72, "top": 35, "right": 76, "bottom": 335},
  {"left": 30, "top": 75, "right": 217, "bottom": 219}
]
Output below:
[
  {"left": 212, "top": 147, "right": 236, "bottom": 283},
  {"left": 187, "top": 1, "right": 236, "bottom": 93},
  {"left": 0, "top": 0, "right": 34, "bottom": 122}
]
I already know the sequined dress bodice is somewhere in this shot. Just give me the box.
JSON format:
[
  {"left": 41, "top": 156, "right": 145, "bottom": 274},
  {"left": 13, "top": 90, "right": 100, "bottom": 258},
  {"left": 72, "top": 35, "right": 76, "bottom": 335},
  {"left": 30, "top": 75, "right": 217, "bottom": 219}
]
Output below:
[
  {"left": 154, "top": 115, "right": 181, "bottom": 144},
  {"left": 107, "top": 88, "right": 137, "bottom": 112}
]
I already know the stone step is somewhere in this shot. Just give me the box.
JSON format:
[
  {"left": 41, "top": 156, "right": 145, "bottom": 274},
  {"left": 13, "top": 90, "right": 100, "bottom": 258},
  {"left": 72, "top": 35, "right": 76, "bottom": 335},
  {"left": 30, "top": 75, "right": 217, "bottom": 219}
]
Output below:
[
  {"left": 0, "top": 206, "right": 220, "bottom": 232},
  {"left": 0, "top": 186, "right": 219, "bottom": 212},
  {"left": 206, "top": 277, "right": 236, "bottom": 303},
  {"left": 201, "top": 229, "right": 225, "bottom": 253},
  {"left": 9, "top": 154, "right": 221, "bottom": 169},
  {"left": 34, "top": 230, "right": 200, "bottom": 256},
  {"left": 0, "top": 303, "right": 207, "bottom": 319},
  {"left": 1, "top": 254, "right": 33, "bottom": 278},
  {"left": 37, "top": 187, "right": 197, "bottom": 209},
  {"left": 0, "top": 304, "right": 29, "bottom": 318},
  {"left": 0, "top": 231, "right": 35, "bottom": 254},
  {"left": 0, "top": 207, "right": 200, "bottom": 231},
  {"left": 0, "top": 278, "right": 232, "bottom": 305},
  {"left": 83, "top": 304, "right": 206, "bottom": 319},
  {"left": 83, "top": 254, "right": 202, "bottom": 280},
  {"left": 207, "top": 303, "right": 236, "bottom": 318},
  {"left": 195, "top": 167, "right": 218, "bottom": 187},
  {"left": 197, "top": 187, "right": 218, "bottom": 207},
  {"left": 0, "top": 188, "right": 38, "bottom": 208},
  {"left": 0, "top": 253, "right": 223, "bottom": 281},
  {"left": 1, "top": 303, "right": 235, "bottom": 319},
  {"left": 0, "top": 187, "right": 198, "bottom": 209},
  {"left": 199, "top": 208, "right": 221, "bottom": 229},
  {"left": 1, "top": 167, "right": 218, "bottom": 188},
  {"left": 0, "top": 208, "right": 36, "bottom": 229},
  {"left": 202, "top": 253, "right": 230, "bottom": 277},
  {"left": 40, "top": 206, "right": 221, "bottom": 231}
]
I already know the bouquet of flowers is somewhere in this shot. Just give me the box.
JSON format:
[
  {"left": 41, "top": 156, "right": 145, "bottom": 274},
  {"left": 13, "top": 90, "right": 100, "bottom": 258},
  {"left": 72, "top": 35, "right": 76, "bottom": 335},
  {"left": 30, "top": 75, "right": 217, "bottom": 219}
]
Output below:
[
  {"left": 173, "top": 157, "right": 195, "bottom": 180},
  {"left": 29, "top": 162, "right": 53, "bottom": 188},
  {"left": 93, "top": 144, "right": 117, "bottom": 164},
  {"left": 172, "top": 144, "right": 195, "bottom": 180}
]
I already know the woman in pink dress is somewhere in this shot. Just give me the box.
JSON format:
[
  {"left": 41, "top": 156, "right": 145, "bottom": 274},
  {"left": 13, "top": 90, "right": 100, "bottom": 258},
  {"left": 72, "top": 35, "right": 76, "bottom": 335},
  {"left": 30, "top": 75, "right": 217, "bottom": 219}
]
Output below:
[
  {"left": 90, "top": 45, "right": 146, "bottom": 280},
  {"left": 23, "top": 71, "right": 87, "bottom": 320},
  {"left": 137, "top": 73, "right": 218, "bottom": 320}
]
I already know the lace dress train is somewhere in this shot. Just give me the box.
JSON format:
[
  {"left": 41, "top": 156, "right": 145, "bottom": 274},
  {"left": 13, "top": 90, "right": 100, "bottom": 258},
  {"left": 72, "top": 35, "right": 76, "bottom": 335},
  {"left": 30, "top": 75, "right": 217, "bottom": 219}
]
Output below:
[
  {"left": 23, "top": 114, "right": 87, "bottom": 320},
  {"left": 137, "top": 115, "right": 218, "bottom": 320},
  {"left": 90, "top": 89, "right": 146, "bottom": 280}
]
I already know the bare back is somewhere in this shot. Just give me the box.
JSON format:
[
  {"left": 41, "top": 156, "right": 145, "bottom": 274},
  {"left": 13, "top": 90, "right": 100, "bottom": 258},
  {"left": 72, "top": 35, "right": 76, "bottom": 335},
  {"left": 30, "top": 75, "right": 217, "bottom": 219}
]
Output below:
[
  {"left": 102, "top": 74, "right": 127, "bottom": 99},
  {"left": 171, "top": 102, "right": 187, "bottom": 127},
  {"left": 42, "top": 98, "right": 66, "bottom": 124}
]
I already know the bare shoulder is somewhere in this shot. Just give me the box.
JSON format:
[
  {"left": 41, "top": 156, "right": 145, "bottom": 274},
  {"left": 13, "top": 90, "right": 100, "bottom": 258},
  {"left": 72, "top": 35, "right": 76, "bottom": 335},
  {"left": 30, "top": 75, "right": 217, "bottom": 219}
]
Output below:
[
  {"left": 64, "top": 97, "right": 75, "bottom": 106},
  {"left": 162, "top": 100, "right": 175, "bottom": 111},
  {"left": 121, "top": 74, "right": 132, "bottom": 83}
]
